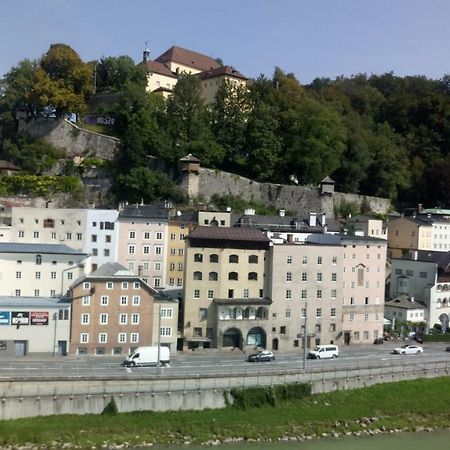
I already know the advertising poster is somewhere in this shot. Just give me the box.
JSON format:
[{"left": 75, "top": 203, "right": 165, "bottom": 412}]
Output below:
[
  {"left": 0, "top": 311, "right": 10, "bottom": 325},
  {"left": 31, "top": 311, "right": 49, "bottom": 325},
  {"left": 11, "top": 311, "right": 30, "bottom": 325}
]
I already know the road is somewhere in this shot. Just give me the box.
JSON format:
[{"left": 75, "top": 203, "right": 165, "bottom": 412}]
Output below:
[{"left": 1, "top": 341, "right": 449, "bottom": 379}]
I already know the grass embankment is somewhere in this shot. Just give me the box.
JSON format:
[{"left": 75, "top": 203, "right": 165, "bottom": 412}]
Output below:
[{"left": 1, "top": 377, "right": 450, "bottom": 449}]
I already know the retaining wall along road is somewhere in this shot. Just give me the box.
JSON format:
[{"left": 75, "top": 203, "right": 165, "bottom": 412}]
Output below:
[{"left": 1, "top": 360, "right": 449, "bottom": 419}]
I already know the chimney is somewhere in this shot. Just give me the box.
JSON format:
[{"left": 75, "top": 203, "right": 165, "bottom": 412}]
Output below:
[
  {"left": 309, "top": 212, "right": 317, "bottom": 227},
  {"left": 279, "top": 209, "right": 286, "bottom": 217},
  {"left": 410, "top": 296, "right": 415, "bottom": 303}
]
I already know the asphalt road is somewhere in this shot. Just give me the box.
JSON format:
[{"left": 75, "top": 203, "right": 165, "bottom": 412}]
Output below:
[{"left": 1, "top": 341, "right": 449, "bottom": 379}]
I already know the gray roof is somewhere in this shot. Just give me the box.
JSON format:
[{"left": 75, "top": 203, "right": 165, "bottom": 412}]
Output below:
[
  {"left": 0, "top": 243, "right": 86, "bottom": 255},
  {"left": 307, "top": 233, "right": 387, "bottom": 246},
  {"left": 0, "top": 296, "right": 70, "bottom": 308},
  {"left": 118, "top": 204, "right": 170, "bottom": 220},
  {"left": 188, "top": 226, "right": 271, "bottom": 243},
  {"left": 88, "top": 262, "right": 135, "bottom": 278},
  {"left": 401, "top": 250, "right": 450, "bottom": 271},
  {"left": 385, "top": 295, "right": 426, "bottom": 310}
]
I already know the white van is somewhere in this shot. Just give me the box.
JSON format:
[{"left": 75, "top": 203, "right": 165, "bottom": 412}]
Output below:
[
  {"left": 308, "top": 345, "right": 339, "bottom": 359},
  {"left": 122, "top": 346, "right": 170, "bottom": 367}
]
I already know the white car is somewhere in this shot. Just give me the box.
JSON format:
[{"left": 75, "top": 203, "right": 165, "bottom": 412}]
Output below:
[{"left": 393, "top": 344, "right": 423, "bottom": 355}]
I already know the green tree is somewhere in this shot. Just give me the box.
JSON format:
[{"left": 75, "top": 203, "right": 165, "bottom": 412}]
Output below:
[
  {"left": 93, "top": 56, "right": 147, "bottom": 93},
  {"left": 166, "top": 73, "right": 224, "bottom": 165},
  {"left": 36, "top": 43, "right": 93, "bottom": 117}
]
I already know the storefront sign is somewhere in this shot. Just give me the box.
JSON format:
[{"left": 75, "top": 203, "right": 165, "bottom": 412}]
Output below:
[
  {"left": 11, "top": 311, "right": 29, "bottom": 325},
  {"left": 30, "top": 311, "right": 49, "bottom": 325},
  {"left": 0, "top": 311, "right": 10, "bottom": 325}
]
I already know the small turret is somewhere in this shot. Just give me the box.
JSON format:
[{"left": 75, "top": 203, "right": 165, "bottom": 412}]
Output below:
[{"left": 143, "top": 42, "right": 150, "bottom": 62}]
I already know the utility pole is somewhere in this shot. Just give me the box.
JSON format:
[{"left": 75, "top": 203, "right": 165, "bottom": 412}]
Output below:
[
  {"left": 303, "top": 301, "right": 308, "bottom": 371},
  {"left": 156, "top": 303, "right": 162, "bottom": 373}
]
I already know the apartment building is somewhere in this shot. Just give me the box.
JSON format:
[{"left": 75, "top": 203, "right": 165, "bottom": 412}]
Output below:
[
  {"left": 268, "top": 243, "right": 343, "bottom": 351},
  {"left": 387, "top": 216, "right": 433, "bottom": 258},
  {"left": 10, "top": 207, "right": 119, "bottom": 271},
  {"left": 116, "top": 204, "right": 170, "bottom": 289},
  {"left": 346, "top": 215, "right": 387, "bottom": 240},
  {"left": 390, "top": 251, "right": 450, "bottom": 330},
  {"left": 166, "top": 212, "right": 196, "bottom": 291},
  {"left": 70, "top": 262, "right": 178, "bottom": 355},
  {"left": 0, "top": 243, "right": 90, "bottom": 298},
  {"left": 183, "top": 226, "right": 271, "bottom": 350}
]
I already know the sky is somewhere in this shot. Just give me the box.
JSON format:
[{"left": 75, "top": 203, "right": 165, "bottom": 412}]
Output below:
[{"left": 1, "top": 0, "right": 450, "bottom": 84}]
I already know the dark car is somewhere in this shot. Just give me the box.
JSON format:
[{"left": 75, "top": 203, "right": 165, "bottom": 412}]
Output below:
[
  {"left": 373, "top": 338, "right": 384, "bottom": 345},
  {"left": 247, "top": 350, "right": 275, "bottom": 362}
]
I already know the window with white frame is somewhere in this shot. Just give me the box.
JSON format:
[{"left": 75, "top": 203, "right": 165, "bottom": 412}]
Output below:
[
  {"left": 302, "top": 272, "right": 307, "bottom": 281},
  {"left": 132, "top": 295, "right": 140, "bottom": 306},
  {"left": 119, "top": 313, "right": 127, "bottom": 324},
  {"left": 194, "top": 289, "right": 200, "bottom": 299},
  {"left": 155, "top": 246, "right": 162, "bottom": 255},
  {"left": 243, "top": 288, "right": 249, "bottom": 298},
  {"left": 67, "top": 272, "right": 73, "bottom": 280},
  {"left": 35, "top": 271, "right": 41, "bottom": 279},
  {"left": 153, "top": 277, "right": 161, "bottom": 288},
  {"left": 317, "top": 290, "right": 322, "bottom": 299},
  {"left": 286, "top": 289, "right": 292, "bottom": 299},
  {"left": 317, "top": 256, "right": 322, "bottom": 265},
  {"left": 143, "top": 245, "right": 150, "bottom": 254},
  {"left": 100, "top": 313, "right": 108, "bottom": 325},
  {"left": 130, "top": 333, "right": 139, "bottom": 343},
  {"left": 80, "top": 333, "right": 89, "bottom": 343},
  {"left": 118, "top": 333, "right": 127, "bottom": 343},
  {"left": 317, "top": 272, "right": 322, "bottom": 282},
  {"left": 349, "top": 314, "right": 355, "bottom": 322},
  {"left": 83, "top": 282, "right": 90, "bottom": 290},
  {"left": 129, "top": 231, "right": 136, "bottom": 239},
  {"left": 160, "top": 308, "right": 173, "bottom": 318},
  {"left": 302, "top": 256, "right": 308, "bottom": 264},
  {"left": 50, "top": 290, "right": 56, "bottom": 298},
  {"left": 82, "top": 296, "right": 90, "bottom": 305},
  {"left": 128, "top": 245, "right": 136, "bottom": 254},
  {"left": 156, "top": 232, "right": 163, "bottom": 240},
  {"left": 106, "top": 282, "right": 113, "bottom": 290},
  {"left": 160, "top": 327, "right": 172, "bottom": 336},
  {"left": 34, "top": 289, "right": 40, "bottom": 297},
  {"left": 331, "top": 289, "right": 337, "bottom": 299},
  {"left": 120, "top": 296, "right": 128, "bottom": 305},
  {"left": 133, "top": 282, "right": 140, "bottom": 289},
  {"left": 143, "top": 231, "right": 150, "bottom": 240},
  {"left": 301, "top": 289, "right": 307, "bottom": 299},
  {"left": 331, "top": 307, "right": 336, "bottom": 317},
  {"left": 81, "top": 313, "right": 89, "bottom": 324},
  {"left": 16, "top": 271, "right": 21, "bottom": 279},
  {"left": 287, "top": 255, "right": 292, "bottom": 264},
  {"left": 51, "top": 272, "right": 57, "bottom": 279},
  {"left": 154, "top": 262, "right": 161, "bottom": 271},
  {"left": 100, "top": 295, "right": 109, "bottom": 305},
  {"left": 122, "top": 282, "right": 128, "bottom": 289},
  {"left": 316, "top": 308, "right": 322, "bottom": 318},
  {"left": 98, "top": 333, "right": 107, "bottom": 343},
  {"left": 207, "top": 289, "right": 214, "bottom": 299},
  {"left": 331, "top": 273, "right": 337, "bottom": 282},
  {"left": 131, "top": 313, "right": 139, "bottom": 324},
  {"left": 286, "top": 272, "right": 292, "bottom": 282}
]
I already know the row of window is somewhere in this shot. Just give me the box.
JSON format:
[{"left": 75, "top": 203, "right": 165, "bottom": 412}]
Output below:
[
  {"left": 128, "top": 245, "right": 162, "bottom": 255},
  {"left": 193, "top": 271, "right": 258, "bottom": 281},
  {"left": 394, "top": 268, "right": 428, "bottom": 278},
  {"left": 193, "top": 289, "right": 264, "bottom": 300},
  {"left": 82, "top": 281, "right": 141, "bottom": 290},
  {"left": 79, "top": 327, "right": 172, "bottom": 344},
  {"left": 286, "top": 255, "right": 336, "bottom": 265},
  {"left": 286, "top": 289, "right": 338, "bottom": 299},
  {"left": 128, "top": 231, "right": 164, "bottom": 240},
  {"left": 348, "top": 313, "right": 381, "bottom": 321},
  {"left": 81, "top": 312, "right": 141, "bottom": 325},
  {"left": 17, "top": 231, "right": 84, "bottom": 240},
  {"left": 17, "top": 217, "right": 82, "bottom": 227},
  {"left": 17, "top": 271, "right": 74, "bottom": 280},
  {"left": 81, "top": 295, "right": 142, "bottom": 306},
  {"left": 194, "top": 254, "right": 259, "bottom": 264},
  {"left": 286, "top": 272, "right": 338, "bottom": 282}
]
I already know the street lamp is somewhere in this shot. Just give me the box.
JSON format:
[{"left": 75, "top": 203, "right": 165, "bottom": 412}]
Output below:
[
  {"left": 303, "top": 301, "right": 308, "bottom": 371},
  {"left": 52, "top": 312, "right": 58, "bottom": 357}
]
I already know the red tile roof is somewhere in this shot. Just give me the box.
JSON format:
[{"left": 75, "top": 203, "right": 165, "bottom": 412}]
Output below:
[{"left": 155, "top": 46, "right": 221, "bottom": 72}]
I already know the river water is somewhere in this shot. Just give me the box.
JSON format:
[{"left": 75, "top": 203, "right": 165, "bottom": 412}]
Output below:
[{"left": 139, "top": 430, "right": 450, "bottom": 450}]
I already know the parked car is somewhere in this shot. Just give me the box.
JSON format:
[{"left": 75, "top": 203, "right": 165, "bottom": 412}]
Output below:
[
  {"left": 373, "top": 338, "right": 384, "bottom": 344},
  {"left": 446, "top": 346, "right": 450, "bottom": 352},
  {"left": 247, "top": 350, "right": 275, "bottom": 362},
  {"left": 392, "top": 344, "right": 423, "bottom": 355}
]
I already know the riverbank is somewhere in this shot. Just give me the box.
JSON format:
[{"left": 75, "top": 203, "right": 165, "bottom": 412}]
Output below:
[{"left": 1, "top": 377, "right": 450, "bottom": 449}]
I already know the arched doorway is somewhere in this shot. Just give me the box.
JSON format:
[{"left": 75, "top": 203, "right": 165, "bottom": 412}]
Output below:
[
  {"left": 246, "top": 327, "right": 266, "bottom": 348},
  {"left": 439, "top": 313, "right": 449, "bottom": 331},
  {"left": 222, "top": 327, "right": 242, "bottom": 348}
]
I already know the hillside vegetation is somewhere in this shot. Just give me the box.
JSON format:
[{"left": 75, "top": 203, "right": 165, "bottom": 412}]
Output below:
[{"left": 1, "top": 44, "right": 450, "bottom": 208}]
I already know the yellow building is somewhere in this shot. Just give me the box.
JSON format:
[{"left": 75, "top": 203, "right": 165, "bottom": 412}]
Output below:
[
  {"left": 166, "top": 212, "right": 197, "bottom": 289},
  {"left": 387, "top": 216, "right": 433, "bottom": 258}
]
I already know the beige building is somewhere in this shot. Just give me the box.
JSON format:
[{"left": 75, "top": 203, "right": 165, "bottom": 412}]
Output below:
[
  {"left": 346, "top": 215, "right": 387, "bottom": 240},
  {"left": 70, "top": 262, "right": 178, "bottom": 355},
  {"left": 340, "top": 236, "right": 387, "bottom": 345},
  {"left": 387, "top": 216, "right": 432, "bottom": 258},
  {"left": 183, "top": 226, "right": 271, "bottom": 350},
  {"left": 268, "top": 243, "right": 343, "bottom": 351}
]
